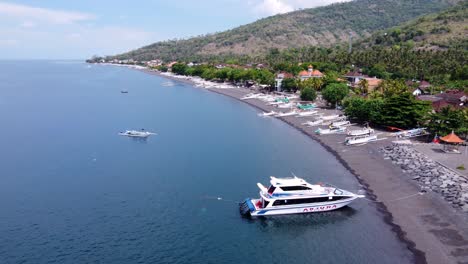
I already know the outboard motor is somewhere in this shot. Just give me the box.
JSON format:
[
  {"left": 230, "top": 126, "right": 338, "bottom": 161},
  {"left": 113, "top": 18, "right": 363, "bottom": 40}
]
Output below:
[{"left": 239, "top": 199, "right": 254, "bottom": 217}]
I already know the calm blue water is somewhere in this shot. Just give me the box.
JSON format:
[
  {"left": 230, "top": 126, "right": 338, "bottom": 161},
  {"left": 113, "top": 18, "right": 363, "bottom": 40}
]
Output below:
[{"left": 0, "top": 61, "right": 413, "bottom": 264}]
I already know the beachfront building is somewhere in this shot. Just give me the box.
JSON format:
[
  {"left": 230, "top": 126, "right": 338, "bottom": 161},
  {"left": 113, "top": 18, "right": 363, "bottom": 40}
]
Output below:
[
  {"left": 275, "top": 72, "right": 294, "bottom": 92},
  {"left": 298, "top": 65, "right": 323, "bottom": 80},
  {"left": 344, "top": 71, "right": 368, "bottom": 85}
]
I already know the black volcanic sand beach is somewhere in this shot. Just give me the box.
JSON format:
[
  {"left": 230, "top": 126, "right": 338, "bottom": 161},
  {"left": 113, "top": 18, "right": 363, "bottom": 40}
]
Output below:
[{"left": 207, "top": 87, "right": 468, "bottom": 264}]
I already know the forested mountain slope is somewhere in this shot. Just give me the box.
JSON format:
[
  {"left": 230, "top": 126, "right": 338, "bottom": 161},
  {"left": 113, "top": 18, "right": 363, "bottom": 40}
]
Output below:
[{"left": 111, "top": 0, "right": 460, "bottom": 61}]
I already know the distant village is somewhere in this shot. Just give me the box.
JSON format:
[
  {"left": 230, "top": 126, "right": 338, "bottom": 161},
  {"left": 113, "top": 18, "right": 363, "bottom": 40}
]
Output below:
[{"left": 90, "top": 57, "right": 467, "bottom": 113}]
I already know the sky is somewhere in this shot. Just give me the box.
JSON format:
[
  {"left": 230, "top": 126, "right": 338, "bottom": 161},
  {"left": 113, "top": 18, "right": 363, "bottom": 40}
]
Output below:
[{"left": 0, "top": 0, "right": 349, "bottom": 59}]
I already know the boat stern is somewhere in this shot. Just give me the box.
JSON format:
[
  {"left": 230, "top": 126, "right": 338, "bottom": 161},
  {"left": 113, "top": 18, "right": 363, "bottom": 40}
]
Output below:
[{"left": 239, "top": 198, "right": 256, "bottom": 217}]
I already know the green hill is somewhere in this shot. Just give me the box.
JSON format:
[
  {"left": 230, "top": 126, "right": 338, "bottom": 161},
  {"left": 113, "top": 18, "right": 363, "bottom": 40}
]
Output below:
[
  {"left": 358, "top": 0, "right": 467, "bottom": 50},
  {"left": 109, "top": 0, "right": 461, "bottom": 62}
]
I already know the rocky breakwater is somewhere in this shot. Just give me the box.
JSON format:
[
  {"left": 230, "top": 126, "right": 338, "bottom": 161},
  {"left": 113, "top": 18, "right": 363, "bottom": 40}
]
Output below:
[{"left": 381, "top": 144, "right": 468, "bottom": 213}]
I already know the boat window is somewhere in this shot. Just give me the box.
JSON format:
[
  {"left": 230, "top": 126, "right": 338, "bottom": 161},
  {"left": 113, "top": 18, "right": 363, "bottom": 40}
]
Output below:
[
  {"left": 263, "top": 200, "right": 270, "bottom": 208},
  {"left": 272, "top": 197, "right": 331, "bottom": 206},
  {"left": 280, "top": 186, "right": 311, "bottom": 191},
  {"left": 334, "top": 189, "right": 343, "bottom": 195},
  {"left": 267, "top": 186, "right": 276, "bottom": 194}
]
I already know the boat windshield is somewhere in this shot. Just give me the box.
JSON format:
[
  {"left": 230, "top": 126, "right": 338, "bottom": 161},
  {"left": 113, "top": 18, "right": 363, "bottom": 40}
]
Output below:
[
  {"left": 334, "top": 189, "right": 343, "bottom": 195},
  {"left": 267, "top": 185, "right": 276, "bottom": 194}
]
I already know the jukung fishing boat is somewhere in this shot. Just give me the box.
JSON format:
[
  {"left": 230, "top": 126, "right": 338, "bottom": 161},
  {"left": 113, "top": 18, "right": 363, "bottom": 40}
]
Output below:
[
  {"left": 315, "top": 126, "right": 346, "bottom": 135},
  {"left": 320, "top": 115, "right": 340, "bottom": 121},
  {"left": 259, "top": 111, "right": 277, "bottom": 117},
  {"left": 297, "top": 103, "right": 316, "bottom": 110},
  {"left": 394, "top": 128, "right": 428, "bottom": 138},
  {"left": 330, "top": 120, "right": 351, "bottom": 129},
  {"left": 277, "top": 103, "right": 294, "bottom": 109},
  {"left": 239, "top": 176, "right": 364, "bottom": 217},
  {"left": 347, "top": 127, "right": 374, "bottom": 137},
  {"left": 302, "top": 119, "right": 323, "bottom": 126},
  {"left": 119, "top": 129, "right": 156, "bottom": 138},
  {"left": 297, "top": 110, "right": 318, "bottom": 117},
  {"left": 276, "top": 110, "right": 297, "bottom": 117},
  {"left": 345, "top": 134, "right": 378, "bottom": 146}
]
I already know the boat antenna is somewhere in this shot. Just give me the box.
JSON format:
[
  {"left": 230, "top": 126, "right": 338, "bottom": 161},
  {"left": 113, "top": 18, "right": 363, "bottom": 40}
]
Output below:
[{"left": 291, "top": 172, "right": 298, "bottom": 178}]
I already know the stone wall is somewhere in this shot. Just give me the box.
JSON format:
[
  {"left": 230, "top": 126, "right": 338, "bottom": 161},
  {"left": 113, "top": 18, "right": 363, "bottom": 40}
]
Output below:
[{"left": 381, "top": 144, "right": 468, "bottom": 213}]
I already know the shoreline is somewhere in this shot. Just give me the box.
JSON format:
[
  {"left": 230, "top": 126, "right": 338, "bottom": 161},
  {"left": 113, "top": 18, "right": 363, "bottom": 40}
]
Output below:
[{"left": 111, "top": 64, "right": 468, "bottom": 264}]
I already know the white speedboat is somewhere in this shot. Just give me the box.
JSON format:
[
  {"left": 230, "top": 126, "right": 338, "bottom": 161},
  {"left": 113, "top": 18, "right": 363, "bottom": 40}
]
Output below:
[
  {"left": 302, "top": 120, "right": 323, "bottom": 126},
  {"left": 119, "top": 130, "right": 156, "bottom": 138},
  {"left": 259, "top": 111, "right": 277, "bottom": 117},
  {"left": 345, "top": 134, "right": 378, "bottom": 146},
  {"left": 239, "top": 176, "right": 364, "bottom": 217},
  {"left": 347, "top": 128, "right": 374, "bottom": 137},
  {"left": 315, "top": 126, "right": 346, "bottom": 135},
  {"left": 276, "top": 110, "right": 297, "bottom": 117},
  {"left": 297, "top": 110, "right": 318, "bottom": 117}
]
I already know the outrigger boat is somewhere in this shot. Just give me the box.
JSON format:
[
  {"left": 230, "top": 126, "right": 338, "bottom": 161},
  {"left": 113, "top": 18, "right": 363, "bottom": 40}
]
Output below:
[
  {"left": 278, "top": 103, "right": 294, "bottom": 109},
  {"left": 276, "top": 110, "right": 297, "bottom": 117},
  {"left": 119, "top": 129, "right": 156, "bottom": 138},
  {"left": 345, "top": 134, "right": 378, "bottom": 146},
  {"left": 239, "top": 176, "right": 364, "bottom": 217},
  {"left": 241, "top": 93, "right": 261, "bottom": 100},
  {"left": 297, "top": 110, "right": 318, "bottom": 117},
  {"left": 297, "top": 103, "right": 316, "bottom": 110},
  {"left": 315, "top": 126, "right": 346, "bottom": 135},
  {"left": 394, "top": 128, "right": 428, "bottom": 138},
  {"left": 259, "top": 111, "right": 277, "bottom": 117},
  {"left": 319, "top": 114, "right": 341, "bottom": 121},
  {"left": 330, "top": 120, "right": 351, "bottom": 128},
  {"left": 302, "top": 120, "right": 323, "bottom": 126},
  {"left": 347, "top": 127, "right": 374, "bottom": 137}
]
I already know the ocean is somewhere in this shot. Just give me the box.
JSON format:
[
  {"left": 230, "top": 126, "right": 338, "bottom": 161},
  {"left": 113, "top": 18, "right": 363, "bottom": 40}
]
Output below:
[{"left": 0, "top": 61, "right": 413, "bottom": 263}]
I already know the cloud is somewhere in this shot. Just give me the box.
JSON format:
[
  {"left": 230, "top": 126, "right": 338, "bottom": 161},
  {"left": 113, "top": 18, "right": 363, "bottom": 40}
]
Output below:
[
  {"left": 249, "top": 0, "right": 351, "bottom": 17},
  {"left": 0, "top": 2, "right": 158, "bottom": 59},
  {"left": 0, "top": 2, "right": 95, "bottom": 24},
  {"left": 0, "top": 39, "right": 17, "bottom": 46}
]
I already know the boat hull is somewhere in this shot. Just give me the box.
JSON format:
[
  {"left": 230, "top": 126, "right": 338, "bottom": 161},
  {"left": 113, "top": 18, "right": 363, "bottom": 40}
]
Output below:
[{"left": 243, "top": 198, "right": 356, "bottom": 217}]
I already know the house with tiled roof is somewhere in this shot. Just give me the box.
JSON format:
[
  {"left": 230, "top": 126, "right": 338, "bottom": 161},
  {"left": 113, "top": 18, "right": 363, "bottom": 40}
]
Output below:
[
  {"left": 407, "top": 80, "right": 432, "bottom": 96},
  {"left": 363, "top": 77, "right": 383, "bottom": 92},
  {"left": 298, "top": 65, "right": 323, "bottom": 80},
  {"left": 417, "top": 90, "right": 467, "bottom": 111},
  {"left": 344, "top": 71, "right": 368, "bottom": 84}
]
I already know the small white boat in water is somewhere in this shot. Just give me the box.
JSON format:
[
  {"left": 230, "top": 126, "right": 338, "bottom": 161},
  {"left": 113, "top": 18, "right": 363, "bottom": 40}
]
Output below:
[
  {"left": 297, "top": 110, "right": 318, "bottom": 117},
  {"left": 315, "top": 126, "right": 346, "bottom": 135},
  {"left": 239, "top": 176, "right": 364, "bottom": 217},
  {"left": 259, "top": 111, "right": 277, "bottom": 117},
  {"left": 119, "top": 129, "right": 156, "bottom": 138},
  {"left": 345, "top": 134, "right": 378, "bottom": 146},
  {"left": 276, "top": 110, "right": 297, "bottom": 117}
]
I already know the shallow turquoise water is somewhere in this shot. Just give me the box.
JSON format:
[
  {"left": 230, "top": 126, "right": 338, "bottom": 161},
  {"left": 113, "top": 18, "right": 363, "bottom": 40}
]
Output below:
[{"left": 0, "top": 61, "right": 413, "bottom": 263}]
